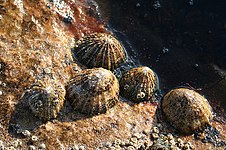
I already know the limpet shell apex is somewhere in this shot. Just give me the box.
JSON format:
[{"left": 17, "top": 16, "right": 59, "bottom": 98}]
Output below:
[
  {"left": 26, "top": 80, "right": 66, "bottom": 120},
  {"left": 66, "top": 68, "right": 119, "bottom": 115},
  {"left": 161, "top": 88, "right": 213, "bottom": 134},
  {"left": 120, "top": 66, "right": 159, "bottom": 102},
  {"left": 72, "top": 32, "right": 127, "bottom": 71}
]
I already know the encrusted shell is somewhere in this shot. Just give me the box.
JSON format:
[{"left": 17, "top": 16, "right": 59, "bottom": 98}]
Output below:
[
  {"left": 119, "top": 66, "right": 159, "bottom": 102},
  {"left": 161, "top": 88, "right": 213, "bottom": 134},
  {"left": 66, "top": 68, "right": 119, "bottom": 115},
  {"left": 26, "top": 80, "right": 66, "bottom": 120},
  {"left": 72, "top": 32, "right": 127, "bottom": 71}
]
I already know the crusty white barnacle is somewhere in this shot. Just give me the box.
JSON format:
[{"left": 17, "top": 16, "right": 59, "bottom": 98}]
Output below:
[
  {"left": 136, "top": 91, "right": 146, "bottom": 99},
  {"left": 52, "top": 98, "right": 60, "bottom": 106},
  {"left": 140, "top": 91, "right": 145, "bottom": 99},
  {"left": 34, "top": 100, "right": 43, "bottom": 108},
  {"left": 137, "top": 93, "right": 141, "bottom": 99},
  {"left": 124, "top": 84, "right": 129, "bottom": 90}
]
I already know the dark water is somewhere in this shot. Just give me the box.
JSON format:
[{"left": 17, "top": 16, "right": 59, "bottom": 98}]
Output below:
[{"left": 96, "top": 0, "right": 226, "bottom": 110}]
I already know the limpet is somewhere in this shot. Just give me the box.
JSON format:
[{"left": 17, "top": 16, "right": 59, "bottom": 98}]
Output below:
[
  {"left": 72, "top": 32, "right": 127, "bottom": 71},
  {"left": 161, "top": 88, "right": 213, "bottom": 134},
  {"left": 66, "top": 68, "right": 119, "bottom": 115},
  {"left": 25, "top": 80, "right": 66, "bottom": 120},
  {"left": 119, "top": 66, "right": 159, "bottom": 102}
]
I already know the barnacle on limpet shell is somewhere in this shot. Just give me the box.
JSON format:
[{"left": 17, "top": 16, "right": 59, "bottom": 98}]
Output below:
[
  {"left": 25, "top": 80, "right": 66, "bottom": 120},
  {"left": 161, "top": 88, "right": 213, "bottom": 134},
  {"left": 72, "top": 32, "right": 127, "bottom": 71},
  {"left": 119, "top": 66, "right": 159, "bottom": 103},
  {"left": 66, "top": 68, "right": 119, "bottom": 115}
]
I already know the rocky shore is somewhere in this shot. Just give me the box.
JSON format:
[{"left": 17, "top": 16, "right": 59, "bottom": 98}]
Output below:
[{"left": 0, "top": 0, "right": 225, "bottom": 149}]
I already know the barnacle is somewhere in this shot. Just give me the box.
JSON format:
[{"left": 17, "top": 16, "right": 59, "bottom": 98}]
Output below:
[
  {"left": 72, "top": 32, "right": 127, "bottom": 71},
  {"left": 66, "top": 68, "right": 119, "bottom": 115},
  {"left": 161, "top": 88, "right": 213, "bottom": 134}
]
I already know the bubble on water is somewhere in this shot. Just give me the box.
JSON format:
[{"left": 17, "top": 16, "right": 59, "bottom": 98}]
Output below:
[
  {"left": 162, "top": 47, "right": 169, "bottom": 54},
  {"left": 188, "top": 0, "right": 194, "bottom": 6},
  {"left": 136, "top": 3, "right": 141, "bottom": 7},
  {"left": 153, "top": 1, "right": 161, "bottom": 10}
]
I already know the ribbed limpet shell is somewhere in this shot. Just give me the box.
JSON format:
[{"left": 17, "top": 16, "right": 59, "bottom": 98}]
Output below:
[
  {"left": 66, "top": 68, "right": 119, "bottom": 115},
  {"left": 72, "top": 32, "right": 127, "bottom": 71},
  {"left": 26, "top": 80, "right": 66, "bottom": 120},
  {"left": 161, "top": 88, "right": 213, "bottom": 134},
  {"left": 119, "top": 66, "right": 159, "bottom": 102}
]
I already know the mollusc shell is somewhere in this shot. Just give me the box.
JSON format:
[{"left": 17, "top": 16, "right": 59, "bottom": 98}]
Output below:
[
  {"left": 120, "top": 66, "right": 159, "bottom": 103},
  {"left": 73, "top": 33, "right": 127, "bottom": 71},
  {"left": 161, "top": 88, "right": 213, "bottom": 134},
  {"left": 66, "top": 68, "right": 119, "bottom": 115},
  {"left": 26, "top": 80, "right": 66, "bottom": 120}
]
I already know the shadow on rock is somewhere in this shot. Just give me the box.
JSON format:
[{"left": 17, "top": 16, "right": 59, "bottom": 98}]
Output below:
[
  {"left": 9, "top": 93, "right": 44, "bottom": 138},
  {"left": 56, "top": 100, "right": 94, "bottom": 123}
]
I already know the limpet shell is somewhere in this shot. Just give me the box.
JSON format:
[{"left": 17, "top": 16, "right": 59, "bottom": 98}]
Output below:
[
  {"left": 161, "top": 88, "right": 213, "bottom": 134},
  {"left": 72, "top": 32, "right": 127, "bottom": 71},
  {"left": 26, "top": 80, "right": 66, "bottom": 120},
  {"left": 66, "top": 68, "right": 119, "bottom": 115},
  {"left": 119, "top": 66, "right": 159, "bottom": 102}
]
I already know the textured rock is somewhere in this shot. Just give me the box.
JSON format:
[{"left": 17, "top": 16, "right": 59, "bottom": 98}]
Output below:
[{"left": 0, "top": 0, "right": 225, "bottom": 149}]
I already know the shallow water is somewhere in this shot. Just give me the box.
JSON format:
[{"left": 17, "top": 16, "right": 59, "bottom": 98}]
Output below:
[{"left": 96, "top": 0, "right": 226, "bottom": 110}]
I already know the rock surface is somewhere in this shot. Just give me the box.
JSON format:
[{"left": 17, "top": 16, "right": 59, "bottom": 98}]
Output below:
[{"left": 0, "top": 0, "right": 225, "bottom": 149}]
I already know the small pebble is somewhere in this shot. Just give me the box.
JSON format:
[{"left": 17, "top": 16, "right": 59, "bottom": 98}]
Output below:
[
  {"left": 114, "top": 139, "right": 121, "bottom": 145},
  {"left": 170, "top": 146, "right": 180, "bottom": 150},
  {"left": 114, "top": 145, "right": 121, "bottom": 149},
  {"left": 38, "top": 143, "right": 46, "bottom": 149},
  {"left": 12, "top": 139, "right": 22, "bottom": 148},
  {"left": 167, "top": 133, "right": 174, "bottom": 140},
  {"left": 151, "top": 133, "right": 159, "bottom": 139},
  {"left": 127, "top": 146, "right": 135, "bottom": 150},
  {"left": 156, "top": 124, "right": 163, "bottom": 130},
  {"left": 133, "top": 133, "right": 142, "bottom": 139},
  {"left": 169, "top": 139, "right": 176, "bottom": 146},
  {"left": 0, "top": 140, "right": 4, "bottom": 150},
  {"left": 183, "top": 143, "right": 190, "bottom": 150},
  {"left": 130, "top": 137, "right": 137, "bottom": 144},
  {"left": 143, "top": 129, "right": 150, "bottom": 135},
  {"left": 152, "top": 127, "right": 159, "bottom": 133},
  {"left": 124, "top": 139, "right": 130, "bottom": 145},
  {"left": 28, "top": 145, "right": 36, "bottom": 150},
  {"left": 22, "top": 130, "right": 31, "bottom": 137},
  {"left": 44, "top": 68, "right": 51, "bottom": 74},
  {"left": 105, "top": 142, "right": 111, "bottom": 148},
  {"left": 78, "top": 145, "right": 86, "bottom": 150},
  {"left": 0, "top": 91, "right": 2, "bottom": 96},
  {"left": 7, "top": 146, "right": 16, "bottom": 150}
]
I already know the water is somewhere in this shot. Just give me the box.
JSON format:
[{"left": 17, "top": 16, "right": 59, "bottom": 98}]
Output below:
[{"left": 96, "top": 0, "right": 226, "bottom": 110}]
